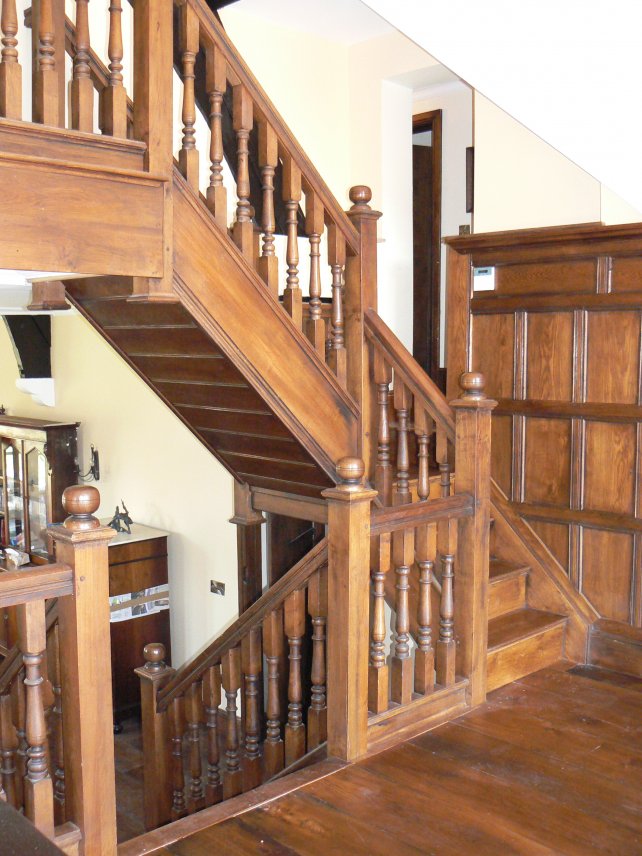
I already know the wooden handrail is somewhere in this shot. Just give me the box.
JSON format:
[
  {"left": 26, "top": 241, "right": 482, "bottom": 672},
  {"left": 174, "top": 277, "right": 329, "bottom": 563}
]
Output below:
[
  {"left": 0, "top": 564, "right": 72, "bottom": 608},
  {"left": 370, "top": 494, "right": 474, "bottom": 536},
  {"left": 0, "top": 601, "right": 58, "bottom": 695},
  {"left": 184, "top": 0, "right": 360, "bottom": 254},
  {"left": 157, "top": 536, "right": 328, "bottom": 711},
  {"left": 365, "top": 308, "right": 455, "bottom": 442}
]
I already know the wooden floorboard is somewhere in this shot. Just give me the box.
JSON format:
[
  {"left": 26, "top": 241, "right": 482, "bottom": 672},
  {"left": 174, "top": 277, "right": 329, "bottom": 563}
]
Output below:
[{"left": 155, "top": 667, "right": 642, "bottom": 855}]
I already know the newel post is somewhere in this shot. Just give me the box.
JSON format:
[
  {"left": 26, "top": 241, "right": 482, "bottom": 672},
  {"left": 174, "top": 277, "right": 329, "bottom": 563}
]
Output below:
[
  {"left": 322, "top": 457, "right": 376, "bottom": 761},
  {"left": 451, "top": 372, "right": 497, "bottom": 707},
  {"left": 345, "top": 186, "right": 382, "bottom": 475},
  {"left": 135, "top": 643, "right": 175, "bottom": 831},
  {"left": 49, "top": 486, "right": 116, "bottom": 856},
  {"left": 132, "top": 0, "right": 174, "bottom": 300}
]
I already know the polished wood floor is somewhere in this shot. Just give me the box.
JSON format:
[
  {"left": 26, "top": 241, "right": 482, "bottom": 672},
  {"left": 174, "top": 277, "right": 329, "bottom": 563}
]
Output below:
[{"left": 149, "top": 666, "right": 642, "bottom": 855}]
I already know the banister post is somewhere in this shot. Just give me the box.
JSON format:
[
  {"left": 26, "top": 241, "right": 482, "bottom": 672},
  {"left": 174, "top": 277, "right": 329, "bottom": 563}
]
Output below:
[
  {"left": 229, "top": 482, "right": 265, "bottom": 613},
  {"left": 132, "top": 0, "right": 174, "bottom": 301},
  {"left": 322, "top": 458, "right": 377, "bottom": 761},
  {"left": 451, "top": 372, "right": 497, "bottom": 707},
  {"left": 49, "top": 486, "right": 116, "bottom": 856},
  {"left": 135, "top": 643, "right": 174, "bottom": 831},
  {"left": 345, "top": 186, "right": 382, "bottom": 478}
]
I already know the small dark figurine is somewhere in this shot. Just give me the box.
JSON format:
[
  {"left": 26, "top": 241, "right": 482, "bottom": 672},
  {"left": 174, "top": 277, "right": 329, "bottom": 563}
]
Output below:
[{"left": 108, "top": 500, "right": 133, "bottom": 535}]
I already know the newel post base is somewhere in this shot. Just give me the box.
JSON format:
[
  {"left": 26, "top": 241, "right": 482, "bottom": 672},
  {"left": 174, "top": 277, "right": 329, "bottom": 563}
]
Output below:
[
  {"left": 49, "top": 486, "right": 116, "bottom": 856},
  {"left": 322, "top": 458, "right": 377, "bottom": 761},
  {"left": 451, "top": 373, "right": 497, "bottom": 707}
]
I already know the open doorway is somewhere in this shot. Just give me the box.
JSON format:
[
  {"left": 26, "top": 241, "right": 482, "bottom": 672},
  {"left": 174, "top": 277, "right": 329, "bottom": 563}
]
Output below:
[{"left": 412, "top": 109, "right": 444, "bottom": 391}]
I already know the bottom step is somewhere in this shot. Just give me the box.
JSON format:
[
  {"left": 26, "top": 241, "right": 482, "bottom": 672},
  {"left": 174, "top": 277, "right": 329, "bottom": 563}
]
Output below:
[{"left": 487, "top": 608, "right": 566, "bottom": 693}]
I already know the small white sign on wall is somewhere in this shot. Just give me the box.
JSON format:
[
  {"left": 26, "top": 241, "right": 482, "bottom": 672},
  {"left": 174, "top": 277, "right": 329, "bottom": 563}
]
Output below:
[{"left": 473, "top": 266, "right": 496, "bottom": 292}]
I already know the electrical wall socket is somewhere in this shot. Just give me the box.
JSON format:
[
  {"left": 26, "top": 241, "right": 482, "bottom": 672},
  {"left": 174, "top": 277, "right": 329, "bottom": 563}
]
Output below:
[{"left": 210, "top": 580, "right": 225, "bottom": 596}]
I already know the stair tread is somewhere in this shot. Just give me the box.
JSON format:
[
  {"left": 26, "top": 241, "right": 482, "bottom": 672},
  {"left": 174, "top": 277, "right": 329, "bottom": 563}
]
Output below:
[
  {"left": 489, "top": 558, "right": 530, "bottom": 582},
  {"left": 488, "top": 608, "right": 567, "bottom": 651}
]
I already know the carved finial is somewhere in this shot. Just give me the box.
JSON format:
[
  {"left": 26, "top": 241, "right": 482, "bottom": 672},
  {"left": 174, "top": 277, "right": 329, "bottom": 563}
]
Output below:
[
  {"left": 349, "top": 185, "right": 372, "bottom": 210},
  {"left": 62, "top": 485, "right": 101, "bottom": 531},
  {"left": 459, "top": 371, "right": 486, "bottom": 400},
  {"left": 143, "top": 643, "right": 166, "bottom": 673},
  {"left": 336, "top": 456, "right": 365, "bottom": 489}
]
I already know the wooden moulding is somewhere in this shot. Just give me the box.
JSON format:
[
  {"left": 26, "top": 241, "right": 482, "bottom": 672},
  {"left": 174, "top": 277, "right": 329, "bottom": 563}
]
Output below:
[{"left": 589, "top": 620, "right": 642, "bottom": 678}]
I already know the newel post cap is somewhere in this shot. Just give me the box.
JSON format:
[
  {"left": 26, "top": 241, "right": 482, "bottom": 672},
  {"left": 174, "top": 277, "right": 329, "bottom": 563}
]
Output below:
[
  {"left": 143, "top": 643, "right": 167, "bottom": 673},
  {"left": 62, "top": 485, "right": 101, "bottom": 531},
  {"left": 322, "top": 457, "right": 378, "bottom": 503},
  {"left": 451, "top": 371, "right": 497, "bottom": 412}
]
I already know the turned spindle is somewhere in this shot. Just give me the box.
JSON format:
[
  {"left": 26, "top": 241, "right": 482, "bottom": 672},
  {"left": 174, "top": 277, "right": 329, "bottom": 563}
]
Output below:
[
  {"left": 221, "top": 647, "right": 242, "bottom": 799},
  {"left": 262, "top": 608, "right": 284, "bottom": 778},
  {"left": 436, "top": 553, "right": 456, "bottom": 687},
  {"left": 71, "top": 0, "right": 93, "bottom": 132},
  {"left": 179, "top": 4, "right": 199, "bottom": 190},
  {"left": 390, "top": 528, "right": 414, "bottom": 705},
  {"left": 368, "top": 533, "right": 391, "bottom": 714},
  {"left": 258, "top": 121, "right": 279, "bottom": 298},
  {"left": 394, "top": 380, "right": 412, "bottom": 505},
  {"left": 232, "top": 85, "right": 253, "bottom": 259},
  {"left": 0, "top": 694, "right": 17, "bottom": 808},
  {"left": 206, "top": 46, "right": 227, "bottom": 228},
  {"left": 33, "top": 0, "right": 57, "bottom": 126},
  {"left": 374, "top": 351, "right": 393, "bottom": 505},
  {"left": 282, "top": 156, "right": 303, "bottom": 329},
  {"left": 100, "top": 0, "right": 127, "bottom": 137},
  {"left": 307, "top": 568, "right": 327, "bottom": 750},
  {"left": 241, "top": 628, "right": 262, "bottom": 791},
  {"left": 284, "top": 588, "right": 306, "bottom": 766},
  {"left": 202, "top": 665, "right": 222, "bottom": 806},
  {"left": 169, "top": 696, "right": 186, "bottom": 818},
  {"left": 306, "top": 190, "right": 325, "bottom": 355},
  {"left": 0, "top": 0, "right": 21, "bottom": 120},
  {"left": 186, "top": 681, "right": 204, "bottom": 807},
  {"left": 328, "top": 224, "right": 347, "bottom": 386}
]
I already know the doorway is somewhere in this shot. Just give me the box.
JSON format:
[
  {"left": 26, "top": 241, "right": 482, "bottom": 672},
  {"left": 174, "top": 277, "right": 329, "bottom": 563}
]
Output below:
[{"left": 412, "top": 109, "right": 444, "bottom": 391}]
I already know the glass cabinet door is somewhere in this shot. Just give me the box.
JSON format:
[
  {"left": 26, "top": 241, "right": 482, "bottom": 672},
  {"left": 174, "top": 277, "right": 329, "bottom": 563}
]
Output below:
[
  {"left": 4, "top": 441, "right": 25, "bottom": 550},
  {"left": 25, "top": 443, "right": 48, "bottom": 557}
]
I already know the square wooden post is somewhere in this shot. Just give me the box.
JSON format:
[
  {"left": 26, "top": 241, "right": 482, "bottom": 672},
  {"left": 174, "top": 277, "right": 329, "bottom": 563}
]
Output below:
[
  {"left": 323, "top": 457, "right": 376, "bottom": 761},
  {"left": 49, "top": 486, "right": 116, "bottom": 856},
  {"left": 451, "top": 372, "right": 496, "bottom": 707}
]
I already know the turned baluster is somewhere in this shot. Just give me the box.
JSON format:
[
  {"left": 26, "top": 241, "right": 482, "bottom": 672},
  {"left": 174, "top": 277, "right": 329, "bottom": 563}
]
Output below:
[
  {"left": 0, "top": 694, "right": 17, "bottom": 808},
  {"left": 46, "top": 622, "right": 65, "bottom": 824},
  {"left": 206, "top": 45, "right": 227, "bottom": 227},
  {"left": 394, "top": 379, "right": 412, "bottom": 505},
  {"left": 33, "top": 0, "right": 58, "bottom": 126},
  {"left": 241, "top": 628, "right": 262, "bottom": 791},
  {"left": 169, "top": 696, "right": 186, "bottom": 818},
  {"left": 10, "top": 678, "right": 25, "bottom": 809},
  {"left": 440, "top": 461, "right": 452, "bottom": 497},
  {"left": 258, "top": 121, "right": 279, "bottom": 298},
  {"left": 19, "top": 600, "right": 53, "bottom": 837},
  {"left": 262, "top": 608, "right": 284, "bottom": 778},
  {"left": 284, "top": 588, "right": 305, "bottom": 766},
  {"left": 232, "top": 84, "right": 253, "bottom": 258},
  {"left": 416, "top": 407, "right": 432, "bottom": 503},
  {"left": 307, "top": 568, "right": 327, "bottom": 750},
  {"left": 436, "top": 553, "right": 456, "bottom": 686},
  {"left": 221, "top": 647, "right": 242, "bottom": 799},
  {"left": 415, "top": 523, "right": 435, "bottom": 695},
  {"left": 186, "top": 681, "right": 204, "bottom": 809},
  {"left": 178, "top": 3, "right": 199, "bottom": 190},
  {"left": 202, "top": 664, "right": 222, "bottom": 806},
  {"left": 0, "top": 0, "right": 21, "bottom": 120},
  {"left": 374, "top": 350, "right": 393, "bottom": 505},
  {"left": 305, "top": 189, "right": 326, "bottom": 355},
  {"left": 71, "top": 0, "right": 93, "bottom": 132},
  {"left": 328, "top": 225, "right": 347, "bottom": 386},
  {"left": 100, "top": 0, "right": 127, "bottom": 137},
  {"left": 282, "top": 156, "right": 303, "bottom": 329},
  {"left": 391, "top": 527, "right": 414, "bottom": 705},
  {"left": 369, "top": 532, "right": 391, "bottom": 714}
]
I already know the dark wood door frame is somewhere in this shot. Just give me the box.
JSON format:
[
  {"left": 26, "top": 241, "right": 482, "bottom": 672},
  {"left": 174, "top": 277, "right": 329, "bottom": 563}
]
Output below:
[{"left": 412, "top": 109, "right": 443, "bottom": 390}]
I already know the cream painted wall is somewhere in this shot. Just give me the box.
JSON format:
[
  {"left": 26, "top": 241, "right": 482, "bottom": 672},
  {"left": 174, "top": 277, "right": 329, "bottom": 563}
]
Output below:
[{"left": 0, "top": 316, "right": 238, "bottom": 667}]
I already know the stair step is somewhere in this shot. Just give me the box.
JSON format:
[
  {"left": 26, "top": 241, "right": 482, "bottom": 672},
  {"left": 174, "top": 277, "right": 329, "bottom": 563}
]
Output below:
[
  {"left": 487, "top": 608, "right": 567, "bottom": 693},
  {"left": 488, "top": 558, "right": 529, "bottom": 619}
]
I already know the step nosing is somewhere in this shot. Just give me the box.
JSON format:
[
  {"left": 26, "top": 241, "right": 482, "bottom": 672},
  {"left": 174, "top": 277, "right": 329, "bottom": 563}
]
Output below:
[{"left": 488, "top": 613, "right": 567, "bottom": 652}]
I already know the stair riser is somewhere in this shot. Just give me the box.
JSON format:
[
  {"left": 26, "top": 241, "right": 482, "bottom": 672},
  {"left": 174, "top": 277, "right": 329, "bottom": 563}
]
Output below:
[
  {"left": 487, "top": 624, "right": 565, "bottom": 693},
  {"left": 488, "top": 574, "right": 527, "bottom": 620}
]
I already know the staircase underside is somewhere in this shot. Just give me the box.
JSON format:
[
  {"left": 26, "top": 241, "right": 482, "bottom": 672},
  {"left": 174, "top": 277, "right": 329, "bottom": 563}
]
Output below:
[{"left": 66, "top": 276, "right": 334, "bottom": 498}]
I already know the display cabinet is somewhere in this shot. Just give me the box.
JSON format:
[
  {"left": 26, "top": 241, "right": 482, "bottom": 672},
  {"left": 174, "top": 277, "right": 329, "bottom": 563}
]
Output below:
[{"left": 0, "top": 416, "right": 79, "bottom": 559}]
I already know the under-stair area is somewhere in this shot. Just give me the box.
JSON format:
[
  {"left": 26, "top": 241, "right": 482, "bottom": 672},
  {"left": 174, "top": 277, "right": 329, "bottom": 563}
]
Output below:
[{"left": 0, "top": 0, "right": 641, "bottom": 854}]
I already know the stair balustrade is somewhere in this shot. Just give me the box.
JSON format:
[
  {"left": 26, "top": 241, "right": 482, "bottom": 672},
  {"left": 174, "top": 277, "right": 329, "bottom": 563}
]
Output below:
[
  {"left": 137, "top": 537, "right": 329, "bottom": 831},
  {"left": 0, "top": 485, "right": 116, "bottom": 854}
]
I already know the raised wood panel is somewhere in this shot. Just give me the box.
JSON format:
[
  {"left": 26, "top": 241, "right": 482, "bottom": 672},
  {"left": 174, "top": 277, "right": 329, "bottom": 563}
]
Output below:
[
  {"left": 471, "top": 313, "right": 514, "bottom": 399},
  {"left": 586, "top": 311, "right": 640, "bottom": 404},
  {"left": 529, "top": 520, "right": 570, "bottom": 572},
  {"left": 610, "top": 257, "right": 642, "bottom": 293},
  {"left": 523, "top": 418, "right": 571, "bottom": 507},
  {"left": 491, "top": 415, "right": 512, "bottom": 497},
  {"left": 584, "top": 422, "right": 636, "bottom": 515},
  {"left": 495, "top": 260, "right": 596, "bottom": 296},
  {"left": 526, "top": 312, "right": 573, "bottom": 400},
  {"left": 581, "top": 529, "right": 633, "bottom": 623},
  {"left": 0, "top": 157, "right": 165, "bottom": 277}
]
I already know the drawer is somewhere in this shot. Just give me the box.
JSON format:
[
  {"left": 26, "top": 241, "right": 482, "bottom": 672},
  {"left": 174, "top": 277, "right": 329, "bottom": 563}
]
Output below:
[
  {"left": 109, "top": 536, "right": 167, "bottom": 566},
  {"left": 109, "top": 555, "right": 168, "bottom": 597}
]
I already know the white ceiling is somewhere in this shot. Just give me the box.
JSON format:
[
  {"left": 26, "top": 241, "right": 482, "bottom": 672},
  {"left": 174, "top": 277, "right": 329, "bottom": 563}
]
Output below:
[{"left": 231, "top": 0, "right": 393, "bottom": 45}]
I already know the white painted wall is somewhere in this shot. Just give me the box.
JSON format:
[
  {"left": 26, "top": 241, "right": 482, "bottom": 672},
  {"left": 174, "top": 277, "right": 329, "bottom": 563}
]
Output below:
[{"left": 0, "top": 316, "right": 238, "bottom": 667}]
